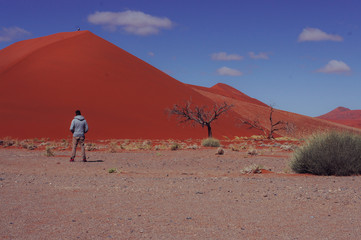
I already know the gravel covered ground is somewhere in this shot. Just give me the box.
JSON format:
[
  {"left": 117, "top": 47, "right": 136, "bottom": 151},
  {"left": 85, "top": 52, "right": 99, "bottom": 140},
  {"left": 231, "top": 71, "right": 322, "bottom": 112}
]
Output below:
[{"left": 1, "top": 147, "right": 361, "bottom": 239}]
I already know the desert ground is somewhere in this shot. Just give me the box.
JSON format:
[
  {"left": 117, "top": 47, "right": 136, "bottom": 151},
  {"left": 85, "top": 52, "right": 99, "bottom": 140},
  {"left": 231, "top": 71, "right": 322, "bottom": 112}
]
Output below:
[{"left": 1, "top": 139, "right": 361, "bottom": 239}]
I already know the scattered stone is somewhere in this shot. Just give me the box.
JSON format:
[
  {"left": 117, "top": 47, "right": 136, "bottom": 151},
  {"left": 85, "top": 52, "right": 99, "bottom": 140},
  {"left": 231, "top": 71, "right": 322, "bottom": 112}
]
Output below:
[
  {"left": 247, "top": 149, "right": 258, "bottom": 156},
  {"left": 216, "top": 147, "right": 224, "bottom": 155}
]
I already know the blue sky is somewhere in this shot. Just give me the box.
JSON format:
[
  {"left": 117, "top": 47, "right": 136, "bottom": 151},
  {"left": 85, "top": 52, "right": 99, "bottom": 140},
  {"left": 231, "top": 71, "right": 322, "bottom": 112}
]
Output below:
[{"left": 1, "top": 0, "right": 361, "bottom": 117}]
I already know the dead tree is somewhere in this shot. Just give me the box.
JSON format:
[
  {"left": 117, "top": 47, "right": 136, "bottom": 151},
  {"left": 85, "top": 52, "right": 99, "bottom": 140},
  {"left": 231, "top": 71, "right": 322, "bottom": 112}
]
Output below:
[
  {"left": 241, "top": 105, "right": 294, "bottom": 139},
  {"left": 168, "top": 101, "right": 233, "bottom": 138}
]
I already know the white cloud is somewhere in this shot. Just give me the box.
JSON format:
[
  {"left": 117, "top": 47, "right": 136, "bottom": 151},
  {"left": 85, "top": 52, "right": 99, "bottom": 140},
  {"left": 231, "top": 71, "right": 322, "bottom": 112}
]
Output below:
[
  {"left": 211, "top": 52, "right": 243, "bottom": 61},
  {"left": 0, "top": 26, "right": 30, "bottom": 42},
  {"left": 317, "top": 60, "right": 351, "bottom": 74},
  {"left": 217, "top": 66, "right": 243, "bottom": 76},
  {"left": 298, "top": 28, "right": 343, "bottom": 42},
  {"left": 88, "top": 10, "right": 173, "bottom": 36},
  {"left": 249, "top": 51, "right": 269, "bottom": 60}
]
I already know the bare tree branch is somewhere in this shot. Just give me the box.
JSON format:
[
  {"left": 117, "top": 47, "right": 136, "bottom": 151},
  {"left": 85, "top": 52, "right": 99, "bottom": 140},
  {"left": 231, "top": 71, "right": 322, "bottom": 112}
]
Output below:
[
  {"left": 240, "top": 105, "right": 295, "bottom": 139},
  {"left": 168, "top": 101, "right": 233, "bottom": 138}
]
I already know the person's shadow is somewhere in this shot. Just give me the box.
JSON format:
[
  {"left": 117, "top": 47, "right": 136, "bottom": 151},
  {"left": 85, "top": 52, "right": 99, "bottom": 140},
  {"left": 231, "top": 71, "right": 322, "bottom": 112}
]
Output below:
[{"left": 87, "top": 160, "right": 104, "bottom": 163}]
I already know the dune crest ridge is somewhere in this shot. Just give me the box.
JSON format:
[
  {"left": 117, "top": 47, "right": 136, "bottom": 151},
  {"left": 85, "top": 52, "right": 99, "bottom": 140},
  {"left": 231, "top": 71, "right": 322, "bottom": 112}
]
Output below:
[{"left": 0, "top": 31, "right": 88, "bottom": 74}]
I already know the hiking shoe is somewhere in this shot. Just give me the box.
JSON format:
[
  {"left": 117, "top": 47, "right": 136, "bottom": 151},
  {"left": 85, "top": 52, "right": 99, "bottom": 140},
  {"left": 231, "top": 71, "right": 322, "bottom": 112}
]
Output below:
[
  {"left": 70, "top": 158, "right": 74, "bottom": 162},
  {"left": 83, "top": 158, "right": 87, "bottom": 162}
]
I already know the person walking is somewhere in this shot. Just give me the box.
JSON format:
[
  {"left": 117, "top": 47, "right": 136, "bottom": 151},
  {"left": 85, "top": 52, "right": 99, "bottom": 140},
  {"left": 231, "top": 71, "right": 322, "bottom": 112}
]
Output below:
[{"left": 70, "top": 110, "right": 89, "bottom": 162}]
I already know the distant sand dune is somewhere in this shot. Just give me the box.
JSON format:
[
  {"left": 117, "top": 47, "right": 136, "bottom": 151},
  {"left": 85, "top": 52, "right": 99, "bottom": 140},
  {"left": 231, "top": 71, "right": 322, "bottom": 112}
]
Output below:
[{"left": 317, "top": 107, "right": 361, "bottom": 129}]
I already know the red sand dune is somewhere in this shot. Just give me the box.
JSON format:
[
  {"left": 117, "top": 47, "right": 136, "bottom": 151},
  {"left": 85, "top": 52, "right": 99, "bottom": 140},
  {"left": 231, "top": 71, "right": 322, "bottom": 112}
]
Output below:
[
  {"left": 0, "top": 31, "right": 252, "bottom": 139},
  {"left": 189, "top": 83, "right": 268, "bottom": 107},
  {"left": 189, "top": 84, "right": 360, "bottom": 138},
  {"left": 317, "top": 107, "right": 361, "bottom": 129},
  {"left": 0, "top": 31, "right": 358, "bottom": 140}
]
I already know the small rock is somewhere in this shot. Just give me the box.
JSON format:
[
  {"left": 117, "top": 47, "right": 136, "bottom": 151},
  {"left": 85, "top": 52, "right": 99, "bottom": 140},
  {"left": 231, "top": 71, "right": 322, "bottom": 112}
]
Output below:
[
  {"left": 247, "top": 149, "right": 258, "bottom": 156},
  {"left": 216, "top": 147, "right": 224, "bottom": 155}
]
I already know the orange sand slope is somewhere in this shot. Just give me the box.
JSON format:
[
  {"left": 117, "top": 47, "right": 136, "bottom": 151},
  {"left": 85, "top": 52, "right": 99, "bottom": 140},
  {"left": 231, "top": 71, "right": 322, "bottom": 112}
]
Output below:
[
  {"left": 317, "top": 107, "right": 361, "bottom": 129},
  {"left": 189, "top": 85, "right": 360, "bottom": 138},
  {"left": 0, "top": 31, "right": 358, "bottom": 140}
]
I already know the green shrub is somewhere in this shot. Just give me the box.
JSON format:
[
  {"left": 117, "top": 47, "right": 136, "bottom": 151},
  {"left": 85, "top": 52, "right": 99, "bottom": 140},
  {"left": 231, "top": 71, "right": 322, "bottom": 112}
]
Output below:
[
  {"left": 2, "top": 138, "right": 15, "bottom": 148},
  {"left": 247, "top": 147, "right": 258, "bottom": 156},
  {"left": 139, "top": 140, "right": 152, "bottom": 150},
  {"left": 170, "top": 142, "right": 180, "bottom": 151},
  {"left": 86, "top": 143, "right": 97, "bottom": 151},
  {"left": 60, "top": 139, "right": 69, "bottom": 149},
  {"left": 45, "top": 146, "right": 55, "bottom": 157},
  {"left": 290, "top": 131, "right": 361, "bottom": 176},
  {"left": 201, "top": 138, "right": 220, "bottom": 147},
  {"left": 108, "top": 141, "right": 118, "bottom": 153},
  {"left": 240, "top": 164, "right": 264, "bottom": 174}
]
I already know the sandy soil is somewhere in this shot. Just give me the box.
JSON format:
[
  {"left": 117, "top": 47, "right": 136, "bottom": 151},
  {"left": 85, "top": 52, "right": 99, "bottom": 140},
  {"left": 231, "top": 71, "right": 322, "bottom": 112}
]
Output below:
[{"left": 1, "top": 147, "right": 361, "bottom": 239}]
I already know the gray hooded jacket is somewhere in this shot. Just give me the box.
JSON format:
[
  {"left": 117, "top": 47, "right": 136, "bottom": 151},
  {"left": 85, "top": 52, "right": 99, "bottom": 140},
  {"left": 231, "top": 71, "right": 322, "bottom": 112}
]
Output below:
[{"left": 70, "top": 115, "right": 89, "bottom": 137}]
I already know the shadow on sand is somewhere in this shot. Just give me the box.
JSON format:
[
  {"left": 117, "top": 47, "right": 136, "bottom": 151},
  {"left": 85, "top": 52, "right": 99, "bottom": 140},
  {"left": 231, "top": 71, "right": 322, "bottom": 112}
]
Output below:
[{"left": 86, "top": 160, "right": 104, "bottom": 163}]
